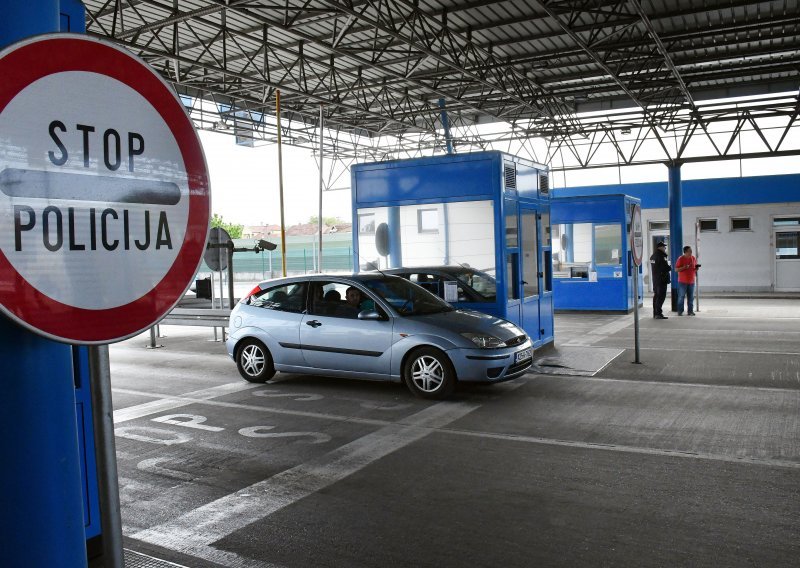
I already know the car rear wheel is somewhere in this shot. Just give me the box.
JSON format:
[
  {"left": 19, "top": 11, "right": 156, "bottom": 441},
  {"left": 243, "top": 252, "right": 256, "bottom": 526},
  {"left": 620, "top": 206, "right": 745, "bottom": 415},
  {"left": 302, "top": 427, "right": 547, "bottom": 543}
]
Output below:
[
  {"left": 236, "top": 339, "right": 275, "bottom": 383},
  {"left": 403, "top": 347, "right": 455, "bottom": 400}
]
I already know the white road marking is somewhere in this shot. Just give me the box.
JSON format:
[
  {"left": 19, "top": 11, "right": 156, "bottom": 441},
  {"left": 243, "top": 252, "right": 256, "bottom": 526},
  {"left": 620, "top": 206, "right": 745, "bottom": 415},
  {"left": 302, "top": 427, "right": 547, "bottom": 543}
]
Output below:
[
  {"left": 130, "top": 401, "right": 480, "bottom": 567},
  {"left": 632, "top": 346, "right": 800, "bottom": 356},
  {"left": 113, "top": 387, "right": 397, "bottom": 427},
  {"left": 444, "top": 428, "right": 800, "bottom": 469},
  {"left": 114, "top": 382, "right": 262, "bottom": 423},
  {"left": 545, "top": 373, "right": 800, "bottom": 394}
]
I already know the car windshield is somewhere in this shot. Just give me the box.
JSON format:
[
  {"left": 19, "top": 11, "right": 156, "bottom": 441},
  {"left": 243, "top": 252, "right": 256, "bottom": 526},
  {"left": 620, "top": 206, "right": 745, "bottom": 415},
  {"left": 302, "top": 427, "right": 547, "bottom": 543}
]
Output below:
[
  {"left": 449, "top": 268, "right": 497, "bottom": 300},
  {"left": 360, "top": 276, "right": 454, "bottom": 316}
]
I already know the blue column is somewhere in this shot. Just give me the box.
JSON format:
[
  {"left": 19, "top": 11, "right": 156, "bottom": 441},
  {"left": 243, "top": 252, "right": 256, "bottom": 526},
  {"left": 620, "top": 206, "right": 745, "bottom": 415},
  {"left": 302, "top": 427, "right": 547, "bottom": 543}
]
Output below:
[
  {"left": 387, "top": 206, "right": 403, "bottom": 268},
  {"left": 0, "top": 1, "right": 59, "bottom": 41},
  {"left": 565, "top": 224, "right": 574, "bottom": 263},
  {"left": 0, "top": 1, "right": 89, "bottom": 566},
  {"left": 667, "top": 162, "right": 683, "bottom": 312},
  {"left": 60, "top": 0, "right": 87, "bottom": 33}
]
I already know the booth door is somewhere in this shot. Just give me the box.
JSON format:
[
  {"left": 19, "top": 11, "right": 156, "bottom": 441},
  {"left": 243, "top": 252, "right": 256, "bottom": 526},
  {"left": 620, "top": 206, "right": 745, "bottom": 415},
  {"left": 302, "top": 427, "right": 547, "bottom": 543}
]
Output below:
[
  {"left": 520, "top": 207, "right": 542, "bottom": 345},
  {"left": 775, "top": 228, "right": 800, "bottom": 291}
]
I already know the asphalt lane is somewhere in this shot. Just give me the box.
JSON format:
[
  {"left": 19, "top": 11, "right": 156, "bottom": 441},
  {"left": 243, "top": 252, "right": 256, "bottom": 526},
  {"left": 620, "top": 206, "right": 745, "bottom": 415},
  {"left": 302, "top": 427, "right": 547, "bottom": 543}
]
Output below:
[{"left": 111, "top": 298, "right": 800, "bottom": 568}]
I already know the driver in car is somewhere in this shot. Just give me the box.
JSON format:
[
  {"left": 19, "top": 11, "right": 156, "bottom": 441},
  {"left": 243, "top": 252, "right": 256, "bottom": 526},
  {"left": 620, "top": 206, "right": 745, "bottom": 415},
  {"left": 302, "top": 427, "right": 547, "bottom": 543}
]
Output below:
[{"left": 344, "top": 286, "right": 374, "bottom": 316}]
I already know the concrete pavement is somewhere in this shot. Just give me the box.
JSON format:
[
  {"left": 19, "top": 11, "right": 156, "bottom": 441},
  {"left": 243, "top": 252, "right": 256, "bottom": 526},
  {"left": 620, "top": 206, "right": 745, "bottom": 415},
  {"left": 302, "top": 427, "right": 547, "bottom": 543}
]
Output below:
[{"left": 113, "top": 297, "right": 800, "bottom": 568}]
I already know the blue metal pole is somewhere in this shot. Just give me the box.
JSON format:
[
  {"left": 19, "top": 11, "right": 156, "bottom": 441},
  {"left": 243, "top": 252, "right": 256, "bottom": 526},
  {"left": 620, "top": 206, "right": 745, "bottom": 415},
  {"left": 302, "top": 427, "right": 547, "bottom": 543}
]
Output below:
[
  {"left": 0, "top": 326, "right": 87, "bottom": 567},
  {"left": 667, "top": 161, "right": 683, "bottom": 312},
  {"left": 0, "top": 1, "right": 59, "bottom": 41},
  {"left": 565, "top": 224, "right": 574, "bottom": 263},
  {"left": 387, "top": 206, "right": 403, "bottom": 268},
  {"left": 438, "top": 98, "right": 454, "bottom": 154},
  {"left": 59, "top": 0, "right": 86, "bottom": 33},
  {"left": 0, "top": 2, "right": 89, "bottom": 566}
]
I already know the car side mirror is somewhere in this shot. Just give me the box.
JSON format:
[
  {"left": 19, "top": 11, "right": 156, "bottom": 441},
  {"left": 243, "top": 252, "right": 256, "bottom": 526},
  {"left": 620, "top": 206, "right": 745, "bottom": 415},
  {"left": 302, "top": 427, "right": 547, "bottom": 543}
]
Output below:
[{"left": 357, "top": 310, "right": 384, "bottom": 321}]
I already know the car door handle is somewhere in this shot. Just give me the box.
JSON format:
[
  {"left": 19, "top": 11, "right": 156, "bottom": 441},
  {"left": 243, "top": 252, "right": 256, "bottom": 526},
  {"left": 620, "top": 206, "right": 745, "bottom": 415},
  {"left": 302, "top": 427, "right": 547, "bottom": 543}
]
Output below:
[{"left": 306, "top": 320, "right": 322, "bottom": 328}]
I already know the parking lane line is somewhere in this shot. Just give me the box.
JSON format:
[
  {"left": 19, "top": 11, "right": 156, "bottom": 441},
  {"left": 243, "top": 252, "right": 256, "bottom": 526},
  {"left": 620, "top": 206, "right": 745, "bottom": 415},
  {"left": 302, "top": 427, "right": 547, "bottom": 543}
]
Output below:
[
  {"left": 113, "top": 387, "right": 398, "bottom": 427},
  {"left": 526, "top": 373, "right": 800, "bottom": 394},
  {"left": 129, "top": 401, "right": 481, "bottom": 567},
  {"left": 114, "top": 383, "right": 262, "bottom": 423},
  {"left": 442, "top": 428, "right": 800, "bottom": 469}
]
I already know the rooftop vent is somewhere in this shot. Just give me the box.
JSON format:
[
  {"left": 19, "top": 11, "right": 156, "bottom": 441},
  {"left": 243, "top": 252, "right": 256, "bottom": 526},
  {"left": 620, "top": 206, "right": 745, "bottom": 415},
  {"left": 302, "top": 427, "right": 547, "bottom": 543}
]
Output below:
[
  {"left": 504, "top": 163, "right": 517, "bottom": 190},
  {"left": 539, "top": 173, "right": 549, "bottom": 194}
]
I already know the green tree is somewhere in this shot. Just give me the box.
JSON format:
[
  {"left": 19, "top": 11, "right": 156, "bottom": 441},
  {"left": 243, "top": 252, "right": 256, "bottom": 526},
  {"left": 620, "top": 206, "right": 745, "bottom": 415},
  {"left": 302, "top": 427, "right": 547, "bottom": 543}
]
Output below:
[
  {"left": 211, "top": 214, "right": 243, "bottom": 239},
  {"left": 308, "top": 215, "right": 342, "bottom": 227}
]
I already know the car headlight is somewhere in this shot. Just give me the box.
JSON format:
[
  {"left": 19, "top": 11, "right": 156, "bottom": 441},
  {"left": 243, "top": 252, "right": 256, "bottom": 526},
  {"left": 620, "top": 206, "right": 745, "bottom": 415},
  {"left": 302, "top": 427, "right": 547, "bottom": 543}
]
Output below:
[{"left": 461, "top": 332, "right": 505, "bottom": 348}]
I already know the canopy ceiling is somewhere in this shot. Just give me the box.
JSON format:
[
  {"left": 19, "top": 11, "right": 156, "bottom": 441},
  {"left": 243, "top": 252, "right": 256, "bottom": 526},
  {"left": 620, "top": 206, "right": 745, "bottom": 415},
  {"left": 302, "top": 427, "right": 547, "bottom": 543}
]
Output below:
[{"left": 82, "top": 0, "right": 800, "bottom": 167}]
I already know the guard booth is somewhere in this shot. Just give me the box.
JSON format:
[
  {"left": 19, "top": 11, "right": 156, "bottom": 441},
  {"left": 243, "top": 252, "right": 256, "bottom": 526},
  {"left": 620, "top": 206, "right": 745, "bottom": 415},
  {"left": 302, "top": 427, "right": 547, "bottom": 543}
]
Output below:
[
  {"left": 551, "top": 194, "right": 644, "bottom": 311},
  {"left": 351, "top": 151, "right": 554, "bottom": 347}
]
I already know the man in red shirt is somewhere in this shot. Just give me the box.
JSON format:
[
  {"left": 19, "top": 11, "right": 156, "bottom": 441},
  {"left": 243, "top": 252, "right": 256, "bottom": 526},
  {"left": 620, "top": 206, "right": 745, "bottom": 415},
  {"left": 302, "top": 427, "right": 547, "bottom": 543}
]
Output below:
[{"left": 675, "top": 245, "right": 700, "bottom": 316}]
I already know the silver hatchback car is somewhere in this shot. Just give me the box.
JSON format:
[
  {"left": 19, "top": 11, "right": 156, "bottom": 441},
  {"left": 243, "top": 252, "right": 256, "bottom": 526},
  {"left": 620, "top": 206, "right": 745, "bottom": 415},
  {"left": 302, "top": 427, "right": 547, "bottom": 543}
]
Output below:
[{"left": 226, "top": 273, "right": 533, "bottom": 399}]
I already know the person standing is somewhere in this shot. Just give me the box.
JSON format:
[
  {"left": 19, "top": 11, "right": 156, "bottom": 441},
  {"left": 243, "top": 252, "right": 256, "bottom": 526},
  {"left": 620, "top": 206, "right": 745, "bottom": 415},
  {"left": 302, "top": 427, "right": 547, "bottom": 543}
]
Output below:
[
  {"left": 675, "top": 245, "right": 700, "bottom": 316},
  {"left": 649, "top": 241, "right": 670, "bottom": 319}
]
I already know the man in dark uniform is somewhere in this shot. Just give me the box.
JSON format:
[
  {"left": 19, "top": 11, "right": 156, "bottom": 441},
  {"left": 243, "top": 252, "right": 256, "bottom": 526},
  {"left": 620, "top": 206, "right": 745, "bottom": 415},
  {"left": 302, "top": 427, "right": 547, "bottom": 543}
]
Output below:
[{"left": 650, "top": 241, "right": 670, "bottom": 319}]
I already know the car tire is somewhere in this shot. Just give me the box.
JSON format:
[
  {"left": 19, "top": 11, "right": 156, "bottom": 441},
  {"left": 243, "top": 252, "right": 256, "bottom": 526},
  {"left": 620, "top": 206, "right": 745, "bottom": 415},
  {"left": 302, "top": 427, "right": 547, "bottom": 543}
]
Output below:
[
  {"left": 235, "top": 339, "right": 275, "bottom": 383},
  {"left": 402, "top": 347, "right": 456, "bottom": 400}
]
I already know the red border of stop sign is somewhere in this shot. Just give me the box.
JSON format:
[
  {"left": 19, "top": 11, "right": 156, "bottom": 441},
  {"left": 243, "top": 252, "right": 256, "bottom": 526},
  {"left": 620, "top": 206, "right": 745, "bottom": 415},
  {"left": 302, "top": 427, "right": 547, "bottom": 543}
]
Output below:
[{"left": 0, "top": 35, "right": 210, "bottom": 344}]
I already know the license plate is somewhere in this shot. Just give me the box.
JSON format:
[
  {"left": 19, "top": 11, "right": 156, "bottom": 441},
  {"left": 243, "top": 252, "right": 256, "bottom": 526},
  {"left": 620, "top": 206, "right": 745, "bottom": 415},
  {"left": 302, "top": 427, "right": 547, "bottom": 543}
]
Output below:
[{"left": 515, "top": 348, "right": 532, "bottom": 363}]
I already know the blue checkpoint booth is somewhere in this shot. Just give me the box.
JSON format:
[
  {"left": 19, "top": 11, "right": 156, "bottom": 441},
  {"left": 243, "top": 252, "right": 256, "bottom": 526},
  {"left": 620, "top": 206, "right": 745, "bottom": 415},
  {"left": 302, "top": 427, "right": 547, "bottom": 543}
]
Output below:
[
  {"left": 551, "top": 194, "right": 644, "bottom": 312},
  {"left": 351, "top": 151, "right": 554, "bottom": 347}
]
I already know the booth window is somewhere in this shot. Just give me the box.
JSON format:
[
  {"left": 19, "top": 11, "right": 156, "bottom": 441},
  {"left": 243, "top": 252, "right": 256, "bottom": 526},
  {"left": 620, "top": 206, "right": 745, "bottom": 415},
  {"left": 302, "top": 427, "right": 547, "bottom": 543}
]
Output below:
[
  {"left": 649, "top": 221, "right": 669, "bottom": 231},
  {"left": 730, "top": 217, "right": 751, "bottom": 232},
  {"left": 594, "top": 224, "right": 622, "bottom": 265},
  {"left": 775, "top": 232, "right": 800, "bottom": 259},
  {"left": 540, "top": 211, "right": 551, "bottom": 246},
  {"left": 357, "top": 200, "right": 496, "bottom": 271},
  {"left": 521, "top": 209, "right": 539, "bottom": 297},
  {"left": 552, "top": 223, "right": 592, "bottom": 278},
  {"left": 417, "top": 208, "right": 439, "bottom": 233},
  {"left": 698, "top": 218, "right": 718, "bottom": 232},
  {"left": 358, "top": 213, "right": 376, "bottom": 234},
  {"left": 774, "top": 217, "right": 800, "bottom": 227},
  {"left": 505, "top": 200, "right": 518, "bottom": 248}
]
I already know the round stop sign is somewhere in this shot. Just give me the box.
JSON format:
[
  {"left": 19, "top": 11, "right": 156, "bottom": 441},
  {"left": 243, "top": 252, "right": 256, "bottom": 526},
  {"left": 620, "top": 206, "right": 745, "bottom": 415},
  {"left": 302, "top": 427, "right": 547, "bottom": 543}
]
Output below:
[
  {"left": 0, "top": 35, "right": 210, "bottom": 344},
  {"left": 630, "top": 203, "right": 644, "bottom": 266}
]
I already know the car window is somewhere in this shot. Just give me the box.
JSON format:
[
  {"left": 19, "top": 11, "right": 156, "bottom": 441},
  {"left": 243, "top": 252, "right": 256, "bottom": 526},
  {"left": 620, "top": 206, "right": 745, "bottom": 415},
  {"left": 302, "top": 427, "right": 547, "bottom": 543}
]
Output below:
[
  {"left": 308, "top": 281, "right": 379, "bottom": 319},
  {"left": 449, "top": 268, "right": 497, "bottom": 301},
  {"left": 248, "top": 282, "right": 307, "bottom": 313},
  {"left": 409, "top": 273, "right": 468, "bottom": 302},
  {"left": 361, "top": 276, "right": 453, "bottom": 316}
]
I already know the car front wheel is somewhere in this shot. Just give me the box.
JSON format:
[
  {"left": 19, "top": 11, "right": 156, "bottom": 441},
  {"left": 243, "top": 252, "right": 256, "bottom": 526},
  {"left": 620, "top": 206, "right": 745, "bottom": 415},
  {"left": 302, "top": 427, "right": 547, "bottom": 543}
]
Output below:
[
  {"left": 403, "top": 347, "right": 456, "bottom": 399},
  {"left": 236, "top": 339, "right": 275, "bottom": 383}
]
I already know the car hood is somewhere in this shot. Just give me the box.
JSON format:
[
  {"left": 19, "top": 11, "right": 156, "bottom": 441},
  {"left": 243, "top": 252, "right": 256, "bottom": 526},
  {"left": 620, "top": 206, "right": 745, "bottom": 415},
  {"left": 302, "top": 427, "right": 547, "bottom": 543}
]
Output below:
[{"left": 408, "top": 309, "right": 525, "bottom": 341}]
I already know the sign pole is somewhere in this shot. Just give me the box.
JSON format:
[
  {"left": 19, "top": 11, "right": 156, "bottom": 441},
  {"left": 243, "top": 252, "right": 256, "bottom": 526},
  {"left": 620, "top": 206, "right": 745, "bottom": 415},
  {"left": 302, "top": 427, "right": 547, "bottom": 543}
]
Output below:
[
  {"left": 318, "top": 104, "right": 324, "bottom": 273},
  {"left": 276, "top": 89, "right": 288, "bottom": 277},
  {"left": 633, "top": 263, "right": 641, "bottom": 363},
  {"left": 695, "top": 220, "right": 701, "bottom": 313},
  {"left": 630, "top": 203, "right": 644, "bottom": 364},
  {"left": 89, "top": 345, "right": 124, "bottom": 567}
]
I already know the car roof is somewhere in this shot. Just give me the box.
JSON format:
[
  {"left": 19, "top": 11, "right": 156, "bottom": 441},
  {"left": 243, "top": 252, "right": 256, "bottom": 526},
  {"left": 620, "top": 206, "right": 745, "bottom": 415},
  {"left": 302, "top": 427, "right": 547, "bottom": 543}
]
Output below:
[
  {"left": 385, "top": 266, "right": 468, "bottom": 274},
  {"left": 256, "top": 272, "right": 399, "bottom": 286}
]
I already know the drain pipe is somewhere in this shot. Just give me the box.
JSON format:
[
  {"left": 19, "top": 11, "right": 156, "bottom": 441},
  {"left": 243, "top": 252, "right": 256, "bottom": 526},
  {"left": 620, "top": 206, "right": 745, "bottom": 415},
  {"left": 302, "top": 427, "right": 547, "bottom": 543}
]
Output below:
[{"left": 438, "top": 98, "right": 454, "bottom": 154}]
